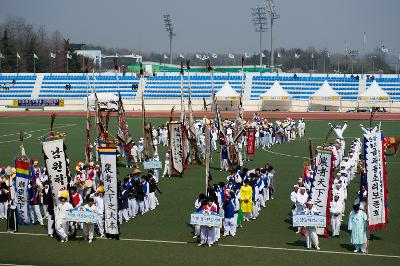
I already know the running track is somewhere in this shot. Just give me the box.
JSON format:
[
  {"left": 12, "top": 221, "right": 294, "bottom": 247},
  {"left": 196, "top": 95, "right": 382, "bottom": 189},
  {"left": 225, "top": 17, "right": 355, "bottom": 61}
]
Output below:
[{"left": 1, "top": 111, "right": 400, "bottom": 120}]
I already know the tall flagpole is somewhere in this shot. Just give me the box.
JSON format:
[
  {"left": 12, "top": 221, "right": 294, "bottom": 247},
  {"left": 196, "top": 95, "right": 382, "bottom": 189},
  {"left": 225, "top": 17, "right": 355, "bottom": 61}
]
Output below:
[
  {"left": 203, "top": 99, "right": 210, "bottom": 193},
  {"left": 180, "top": 62, "right": 185, "bottom": 123}
]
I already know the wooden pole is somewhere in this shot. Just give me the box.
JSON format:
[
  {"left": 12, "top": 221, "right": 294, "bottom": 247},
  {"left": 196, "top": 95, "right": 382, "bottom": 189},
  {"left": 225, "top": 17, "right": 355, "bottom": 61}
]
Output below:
[{"left": 308, "top": 139, "right": 314, "bottom": 167}]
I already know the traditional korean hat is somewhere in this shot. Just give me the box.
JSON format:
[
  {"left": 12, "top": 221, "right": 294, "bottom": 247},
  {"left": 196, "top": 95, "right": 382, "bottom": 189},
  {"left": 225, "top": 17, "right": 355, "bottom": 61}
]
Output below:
[
  {"left": 131, "top": 168, "right": 142, "bottom": 175},
  {"left": 58, "top": 189, "right": 69, "bottom": 199}
]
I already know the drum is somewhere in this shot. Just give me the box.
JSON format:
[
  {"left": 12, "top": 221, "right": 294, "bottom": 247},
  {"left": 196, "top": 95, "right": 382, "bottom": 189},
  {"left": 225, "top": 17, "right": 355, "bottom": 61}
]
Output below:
[{"left": 84, "top": 179, "right": 93, "bottom": 189}]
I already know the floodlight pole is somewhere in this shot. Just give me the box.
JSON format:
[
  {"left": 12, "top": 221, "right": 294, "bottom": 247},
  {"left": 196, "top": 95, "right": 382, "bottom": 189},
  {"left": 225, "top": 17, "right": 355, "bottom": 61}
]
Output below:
[
  {"left": 163, "top": 14, "right": 175, "bottom": 65},
  {"left": 266, "top": 0, "right": 279, "bottom": 69},
  {"left": 252, "top": 6, "right": 267, "bottom": 68}
]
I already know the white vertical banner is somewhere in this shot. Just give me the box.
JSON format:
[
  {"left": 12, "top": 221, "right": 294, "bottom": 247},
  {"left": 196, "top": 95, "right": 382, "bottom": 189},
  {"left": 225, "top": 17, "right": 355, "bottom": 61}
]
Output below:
[
  {"left": 169, "top": 122, "right": 184, "bottom": 174},
  {"left": 43, "top": 139, "right": 68, "bottom": 205},
  {"left": 15, "top": 159, "right": 31, "bottom": 224},
  {"left": 310, "top": 148, "right": 333, "bottom": 237},
  {"left": 99, "top": 146, "right": 119, "bottom": 235},
  {"left": 364, "top": 131, "right": 387, "bottom": 229}
]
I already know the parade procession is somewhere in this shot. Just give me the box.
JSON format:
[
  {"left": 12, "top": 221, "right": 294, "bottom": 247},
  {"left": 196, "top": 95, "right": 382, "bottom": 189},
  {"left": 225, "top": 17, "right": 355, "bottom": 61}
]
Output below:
[{"left": 0, "top": 75, "right": 391, "bottom": 256}]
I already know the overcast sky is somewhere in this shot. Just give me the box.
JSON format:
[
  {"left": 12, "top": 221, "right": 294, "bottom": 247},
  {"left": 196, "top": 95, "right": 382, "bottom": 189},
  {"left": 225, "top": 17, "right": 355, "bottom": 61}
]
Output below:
[{"left": 1, "top": 0, "right": 399, "bottom": 56}]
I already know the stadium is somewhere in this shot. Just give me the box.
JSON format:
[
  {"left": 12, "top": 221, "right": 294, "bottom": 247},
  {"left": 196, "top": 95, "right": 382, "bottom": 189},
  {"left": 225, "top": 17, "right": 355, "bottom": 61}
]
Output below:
[{"left": 0, "top": 1, "right": 399, "bottom": 266}]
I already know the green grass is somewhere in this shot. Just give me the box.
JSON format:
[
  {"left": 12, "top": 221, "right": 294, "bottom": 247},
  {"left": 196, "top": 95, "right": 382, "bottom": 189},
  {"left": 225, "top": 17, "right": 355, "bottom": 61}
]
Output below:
[{"left": 0, "top": 116, "right": 399, "bottom": 266}]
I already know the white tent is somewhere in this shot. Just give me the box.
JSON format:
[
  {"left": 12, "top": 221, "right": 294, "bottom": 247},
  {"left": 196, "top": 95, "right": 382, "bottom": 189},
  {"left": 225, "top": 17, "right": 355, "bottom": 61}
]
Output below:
[
  {"left": 260, "top": 80, "right": 291, "bottom": 100},
  {"left": 310, "top": 80, "right": 341, "bottom": 101},
  {"left": 215, "top": 82, "right": 240, "bottom": 101},
  {"left": 86, "top": 92, "right": 119, "bottom": 111},
  {"left": 358, "top": 80, "right": 390, "bottom": 101}
]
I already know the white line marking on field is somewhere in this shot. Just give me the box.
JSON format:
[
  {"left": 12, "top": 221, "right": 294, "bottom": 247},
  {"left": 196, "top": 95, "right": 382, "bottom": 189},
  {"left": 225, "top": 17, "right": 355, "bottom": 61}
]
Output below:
[
  {"left": 0, "top": 124, "right": 78, "bottom": 145},
  {"left": 0, "top": 124, "right": 77, "bottom": 138},
  {"left": 0, "top": 263, "right": 34, "bottom": 266},
  {"left": 0, "top": 133, "right": 32, "bottom": 144},
  {"left": 264, "top": 149, "right": 309, "bottom": 159},
  {"left": 1, "top": 231, "right": 399, "bottom": 259}
]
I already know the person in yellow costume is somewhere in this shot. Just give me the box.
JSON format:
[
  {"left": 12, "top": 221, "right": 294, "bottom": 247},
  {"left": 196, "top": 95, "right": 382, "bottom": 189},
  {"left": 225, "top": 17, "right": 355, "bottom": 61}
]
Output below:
[{"left": 240, "top": 179, "right": 253, "bottom": 221}]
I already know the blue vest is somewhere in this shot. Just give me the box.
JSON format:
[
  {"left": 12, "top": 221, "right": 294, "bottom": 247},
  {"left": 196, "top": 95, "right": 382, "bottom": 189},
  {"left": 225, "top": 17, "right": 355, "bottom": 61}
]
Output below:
[{"left": 224, "top": 199, "right": 235, "bottom": 219}]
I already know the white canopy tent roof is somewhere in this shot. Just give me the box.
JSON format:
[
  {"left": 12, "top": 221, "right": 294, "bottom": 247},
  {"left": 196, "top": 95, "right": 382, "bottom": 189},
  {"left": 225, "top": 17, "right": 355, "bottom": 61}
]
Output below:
[
  {"left": 87, "top": 92, "right": 118, "bottom": 102},
  {"left": 310, "top": 80, "right": 341, "bottom": 100},
  {"left": 359, "top": 80, "right": 390, "bottom": 100},
  {"left": 260, "top": 80, "right": 291, "bottom": 100},
  {"left": 215, "top": 81, "right": 240, "bottom": 101}
]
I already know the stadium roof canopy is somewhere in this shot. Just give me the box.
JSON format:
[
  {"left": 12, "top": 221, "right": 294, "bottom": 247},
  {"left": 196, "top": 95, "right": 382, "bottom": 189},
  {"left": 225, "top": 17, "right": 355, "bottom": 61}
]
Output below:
[
  {"left": 359, "top": 80, "right": 390, "bottom": 100},
  {"left": 260, "top": 80, "right": 291, "bottom": 100}
]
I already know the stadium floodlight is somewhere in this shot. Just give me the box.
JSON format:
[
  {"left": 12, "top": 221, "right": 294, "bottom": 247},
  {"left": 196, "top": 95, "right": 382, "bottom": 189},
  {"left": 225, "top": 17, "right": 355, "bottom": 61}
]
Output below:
[
  {"left": 163, "top": 13, "right": 175, "bottom": 65},
  {"left": 251, "top": 6, "right": 268, "bottom": 67},
  {"left": 265, "top": 0, "right": 280, "bottom": 68}
]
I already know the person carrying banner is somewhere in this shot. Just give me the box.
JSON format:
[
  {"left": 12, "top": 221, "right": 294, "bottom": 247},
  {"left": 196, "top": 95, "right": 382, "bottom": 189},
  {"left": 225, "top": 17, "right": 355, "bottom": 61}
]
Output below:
[
  {"left": 302, "top": 201, "right": 320, "bottom": 250},
  {"left": 162, "top": 152, "right": 171, "bottom": 178},
  {"left": 0, "top": 182, "right": 9, "bottom": 219},
  {"left": 330, "top": 194, "right": 343, "bottom": 237},
  {"left": 348, "top": 204, "right": 367, "bottom": 253},
  {"left": 83, "top": 197, "right": 97, "bottom": 243},
  {"left": 28, "top": 179, "right": 44, "bottom": 226},
  {"left": 93, "top": 186, "right": 105, "bottom": 237},
  {"left": 55, "top": 190, "right": 72, "bottom": 242}
]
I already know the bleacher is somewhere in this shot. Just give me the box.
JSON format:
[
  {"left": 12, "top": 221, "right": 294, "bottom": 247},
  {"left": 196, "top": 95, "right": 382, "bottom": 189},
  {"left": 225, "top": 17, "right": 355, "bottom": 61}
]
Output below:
[
  {"left": 39, "top": 74, "right": 139, "bottom": 99},
  {"left": 0, "top": 74, "right": 36, "bottom": 99},
  {"left": 366, "top": 77, "right": 400, "bottom": 101},
  {"left": 144, "top": 74, "right": 245, "bottom": 99},
  {"left": 1, "top": 73, "right": 400, "bottom": 102},
  {"left": 251, "top": 75, "right": 359, "bottom": 100}
]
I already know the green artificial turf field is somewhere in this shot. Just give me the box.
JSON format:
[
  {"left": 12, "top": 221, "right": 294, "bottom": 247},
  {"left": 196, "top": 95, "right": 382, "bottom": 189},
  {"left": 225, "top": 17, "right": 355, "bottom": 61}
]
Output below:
[{"left": 0, "top": 116, "right": 399, "bottom": 266}]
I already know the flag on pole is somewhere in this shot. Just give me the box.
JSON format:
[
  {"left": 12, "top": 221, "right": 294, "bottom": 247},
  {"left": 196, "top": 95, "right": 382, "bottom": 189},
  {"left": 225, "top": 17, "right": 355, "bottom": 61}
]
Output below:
[
  {"left": 50, "top": 52, "right": 56, "bottom": 59},
  {"left": 228, "top": 53, "right": 235, "bottom": 59},
  {"left": 327, "top": 52, "right": 331, "bottom": 58},
  {"left": 0, "top": 52, "right": 4, "bottom": 59},
  {"left": 17, "top": 52, "right": 21, "bottom": 59},
  {"left": 66, "top": 51, "right": 72, "bottom": 60},
  {"left": 294, "top": 53, "right": 300, "bottom": 59},
  {"left": 277, "top": 52, "right": 281, "bottom": 58},
  {"left": 163, "top": 54, "right": 168, "bottom": 59},
  {"left": 202, "top": 55, "right": 209, "bottom": 60},
  {"left": 363, "top": 32, "right": 366, "bottom": 48},
  {"left": 244, "top": 52, "right": 250, "bottom": 58},
  {"left": 211, "top": 53, "right": 218, "bottom": 59},
  {"left": 33, "top": 53, "right": 38, "bottom": 59},
  {"left": 85, "top": 99, "right": 92, "bottom": 163},
  {"left": 195, "top": 54, "right": 202, "bottom": 59},
  {"left": 261, "top": 53, "right": 266, "bottom": 58},
  {"left": 179, "top": 53, "right": 184, "bottom": 58},
  {"left": 381, "top": 44, "right": 389, "bottom": 53},
  {"left": 311, "top": 53, "right": 314, "bottom": 59}
]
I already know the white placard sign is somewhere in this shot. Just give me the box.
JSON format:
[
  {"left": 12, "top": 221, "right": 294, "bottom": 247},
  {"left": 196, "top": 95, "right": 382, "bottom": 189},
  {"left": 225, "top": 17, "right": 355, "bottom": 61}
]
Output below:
[
  {"left": 190, "top": 212, "right": 223, "bottom": 227},
  {"left": 293, "top": 215, "right": 326, "bottom": 228},
  {"left": 66, "top": 207, "right": 98, "bottom": 224}
]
